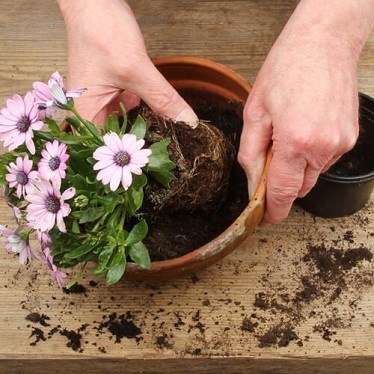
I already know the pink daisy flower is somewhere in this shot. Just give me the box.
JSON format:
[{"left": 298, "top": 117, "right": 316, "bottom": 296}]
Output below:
[
  {"left": 0, "top": 224, "right": 34, "bottom": 265},
  {"left": 36, "top": 230, "right": 52, "bottom": 249},
  {"left": 25, "top": 177, "right": 75, "bottom": 232},
  {"left": 93, "top": 132, "right": 152, "bottom": 191},
  {"left": 5, "top": 155, "right": 38, "bottom": 198},
  {"left": 33, "top": 71, "right": 85, "bottom": 115},
  {"left": 33, "top": 71, "right": 64, "bottom": 119},
  {"left": 0, "top": 92, "right": 44, "bottom": 154},
  {"left": 38, "top": 140, "right": 69, "bottom": 183},
  {"left": 42, "top": 247, "right": 67, "bottom": 288}
]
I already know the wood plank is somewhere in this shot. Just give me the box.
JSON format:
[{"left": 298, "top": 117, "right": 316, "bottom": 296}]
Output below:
[{"left": 0, "top": 0, "right": 373, "bottom": 371}]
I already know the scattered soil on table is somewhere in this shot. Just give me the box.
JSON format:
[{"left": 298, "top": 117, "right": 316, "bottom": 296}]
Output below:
[
  {"left": 26, "top": 312, "right": 50, "bottom": 327},
  {"left": 62, "top": 283, "right": 87, "bottom": 294},
  {"left": 242, "top": 235, "right": 373, "bottom": 348},
  {"left": 257, "top": 323, "right": 298, "bottom": 348},
  {"left": 29, "top": 327, "right": 46, "bottom": 346},
  {"left": 59, "top": 328, "right": 83, "bottom": 352},
  {"left": 128, "top": 91, "right": 247, "bottom": 261},
  {"left": 96, "top": 312, "right": 143, "bottom": 343}
]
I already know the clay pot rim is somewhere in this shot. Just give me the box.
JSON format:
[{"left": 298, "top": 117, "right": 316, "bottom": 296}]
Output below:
[
  {"left": 321, "top": 171, "right": 374, "bottom": 184},
  {"left": 152, "top": 55, "right": 251, "bottom": 93}
]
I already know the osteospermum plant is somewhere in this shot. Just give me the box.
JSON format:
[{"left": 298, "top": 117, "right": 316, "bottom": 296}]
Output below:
[{"left": 0, "top": 71, "right": 175, "bottom": 287}]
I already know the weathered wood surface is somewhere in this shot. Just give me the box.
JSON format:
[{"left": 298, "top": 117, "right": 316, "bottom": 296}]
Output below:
[{"left": 0, "top": 1, "right": 373, "bottom": 373}]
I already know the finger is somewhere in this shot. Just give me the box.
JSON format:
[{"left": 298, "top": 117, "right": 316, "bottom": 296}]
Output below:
[
  {"left": 298, "top": 154, "right": 342, "bottom": 198},
  {"left": 71, "top": 87, "right": 119, "bottom": 124},
  {"left": 298, "top": 164, "right": 323, "bottom": 198},
  {"left": 264, "top": 151, "right": 306, "bottom": 224},
  {"left": 107, "top": 91, "right": 141, "bottom": 114},
  {"left": 126, "top": 59, "right": 198, "bottom": 126},
  {"left": 238, "top": 104, "right": 272, "bottom": 198},
  {"left": 321, "top": 155, "right": 341, "bottom": 173}
]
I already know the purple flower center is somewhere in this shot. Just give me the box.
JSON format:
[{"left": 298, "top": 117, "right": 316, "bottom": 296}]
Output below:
[
  {"left": 48, "top": 157, "right": 61, "bottom": 171},
  {"left": 16, "top": 171, "right": 28, "bottom": 186},
  {"left": 114, "top": 151, "right": 130, "bottom": 166},
  {"left": 17, "top": 117, "right": 31, "bottom": 133},
  {"left": 46, "top": 195, "right": 61, "bottom": 214}
]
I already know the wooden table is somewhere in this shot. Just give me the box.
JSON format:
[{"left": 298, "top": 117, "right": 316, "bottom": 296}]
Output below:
[{"left": 0, "top": 1, "right": 373, "bottom": 373}]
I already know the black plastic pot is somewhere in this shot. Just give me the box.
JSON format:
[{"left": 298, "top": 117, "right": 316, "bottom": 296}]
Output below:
[{"left": 297, "top": 92, "right": 374, "bottom": 218}]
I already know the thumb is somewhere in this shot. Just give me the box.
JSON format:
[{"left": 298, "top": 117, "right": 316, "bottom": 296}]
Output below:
[
  {"left": 238, "top": 104, "right": 272, "bottom": 198},
  {"left": 126, "top": 59, "right": 198, "bottom": 126}
]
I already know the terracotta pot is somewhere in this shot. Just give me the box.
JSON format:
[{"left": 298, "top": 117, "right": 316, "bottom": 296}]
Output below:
[{"left": 125, "top": 56, "right": 270, "bottom": 281}]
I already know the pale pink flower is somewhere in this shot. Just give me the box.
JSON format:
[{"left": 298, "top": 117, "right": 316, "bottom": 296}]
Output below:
[
  {"left": 38, "top": 140, "right": 69, "bottom": 183},
  {"left": 0, "top": 92, "right": 44, "bottom": 154},
  {"left": 42, "top": 247, "right": 67, "bottom": 288},
  {"left": 33, "top": 71, "right": 85, "bottom": 115},
  {"left": 33, "top": 72, "right": 62, "bottom": 119},
  {"left": 12, "top": 206, "right": 22, "bottom": 220},
  {"left": 6, "top": 155, "right": 38, "bottom": 198},
  {"left": 0, "top": 225, "right": 34, "bottom": 264},
  {"left": 93, "top": 133, "right": 152, "bottom": 191},
  {"left": 25, "top": 177, "right": 75, "bottom": 232},
  {"left": 36, "top": 230, "right": 52, "bottom": 249}
]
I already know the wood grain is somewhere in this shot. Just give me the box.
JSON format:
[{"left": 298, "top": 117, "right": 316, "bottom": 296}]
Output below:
[{"left": 0, "top": 1, "right": 373, "bottom": 372}]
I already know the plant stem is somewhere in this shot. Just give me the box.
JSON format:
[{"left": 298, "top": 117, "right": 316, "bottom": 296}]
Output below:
[{"left": 69, "top": 105, "right": 103, "bottom": 144}]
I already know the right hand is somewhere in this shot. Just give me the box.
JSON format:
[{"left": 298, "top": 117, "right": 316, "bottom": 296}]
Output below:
[{"left": 57, "top": 0, "right": 198, "bottom": 124}]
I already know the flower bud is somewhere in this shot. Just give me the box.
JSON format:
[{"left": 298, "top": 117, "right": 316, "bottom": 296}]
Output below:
[{"left": 74, "top": 195, "right": 89, "bottom": 208}]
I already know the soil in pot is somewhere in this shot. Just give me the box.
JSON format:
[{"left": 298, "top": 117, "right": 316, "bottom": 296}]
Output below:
[{"left": 128, "top": 90, "right": 248, "bottom": 261}]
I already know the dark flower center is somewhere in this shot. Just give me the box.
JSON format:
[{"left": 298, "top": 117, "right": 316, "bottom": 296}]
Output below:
[
  {"left": 17, "top": 117, "right": 31, "bottom": 133},
  {"left": 48, "top": 157, "right": 61, "bottom": 171},
  {"left": 114, "top": 151, "right": 130, "bottom": 166},
  {"left": 16, "top": 171, "right": 28, "bottom": 185},
  {"left": 46, "top": 195, "right": 61, "bottom": 214}
]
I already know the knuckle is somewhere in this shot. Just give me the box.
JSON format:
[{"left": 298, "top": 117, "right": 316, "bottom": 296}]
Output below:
[
  {"left": 237, "top": 149, "right": 250, "bottom": 168},
  {"left": 343, "top": 125, "right": 359, "bottom": 153},
  {"left": 151, "top": 87, "right": 179, "bottom": 114},
  {"left": 268, "top": 185, "right": 299, "bottom": 207}
]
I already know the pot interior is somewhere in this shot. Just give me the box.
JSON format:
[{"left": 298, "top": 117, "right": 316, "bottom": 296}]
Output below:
[{"left": 322, "top": 93, "right": 374, "bottom": 182}]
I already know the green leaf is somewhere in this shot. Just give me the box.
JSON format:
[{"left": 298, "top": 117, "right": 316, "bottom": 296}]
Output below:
[
  {"left": 131, "top": 174, "right": 147, "bottom": 190},
  {"left": 69, "top": 175, "right": 97, "bottom": 194},
  {"left": 128, "top": 188, "right": 144, "bottom": 214},
  {"left": 107, "top": 114, "right": 120, "bottom": 133},
  {"left": 128, "top": 241, "right": 151, "bottom": 269},
  {"left": 130, "top": 115, "right": 146, "bottom": 140},
  {"left": 124, "top": 220, "right": 148, "bottom": 246},
  {"left": 0, "top": 164, "right": 8, "bottom": 186},
  {"left": 106, "top": 251, "right": 126, "bottom": 285},
  {"left": 148, "top": 138, "right": 175, "bottom": 170},
  {"left": 149, "top": 170, "right": 175, "bottom": 189},
  {"left": 79, "top": 207, "right": 104, "bottom": 224},
  {"left": 45, "top": 118, "right": 61, "bottom": 134},
  {"left": 119, "top": 102, "right": 128, "bottom": 134},
  {"left": 33, "top": 130, "right": 55, "bottom": 141},
  {"left": 85, "top": 120, "right": 102, "bottom": 140},
  {"left": 92, "top": 247, "right": 114, "bottom": 276},
  {"left": 57, "top": 133, "right": 93, "bottom": 144},
  {"left": 96, "top": 194, "right": 124, "bottom": 213},
  {"left": 71, "top": 148, "right": 92, "bottom": 159},
  {"left": 147, "top": 139, "right": 176, "bottom": 187},
  {"left": 64, "top": 244, "right": 95, "bottom": 260},
  {"left": 66, "top": 116, "right": 82, "bottom": 131}
]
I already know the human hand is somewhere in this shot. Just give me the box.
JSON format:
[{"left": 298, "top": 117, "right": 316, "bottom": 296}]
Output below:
[
  {"left": 238, "top": 0, "right": 374, "bottom": 224},
  {"left": 57, "top": 0, "right": 197, "bottom": 124}
]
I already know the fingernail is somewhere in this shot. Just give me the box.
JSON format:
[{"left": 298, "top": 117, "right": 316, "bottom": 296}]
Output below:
[{"left": 176, "top": 107, "right": 199, "bottom": 128}]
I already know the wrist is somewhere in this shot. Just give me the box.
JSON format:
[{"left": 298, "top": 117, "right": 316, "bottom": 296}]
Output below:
[{"left": 287, "top": 0, "right": 374, "bottom": 60}]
